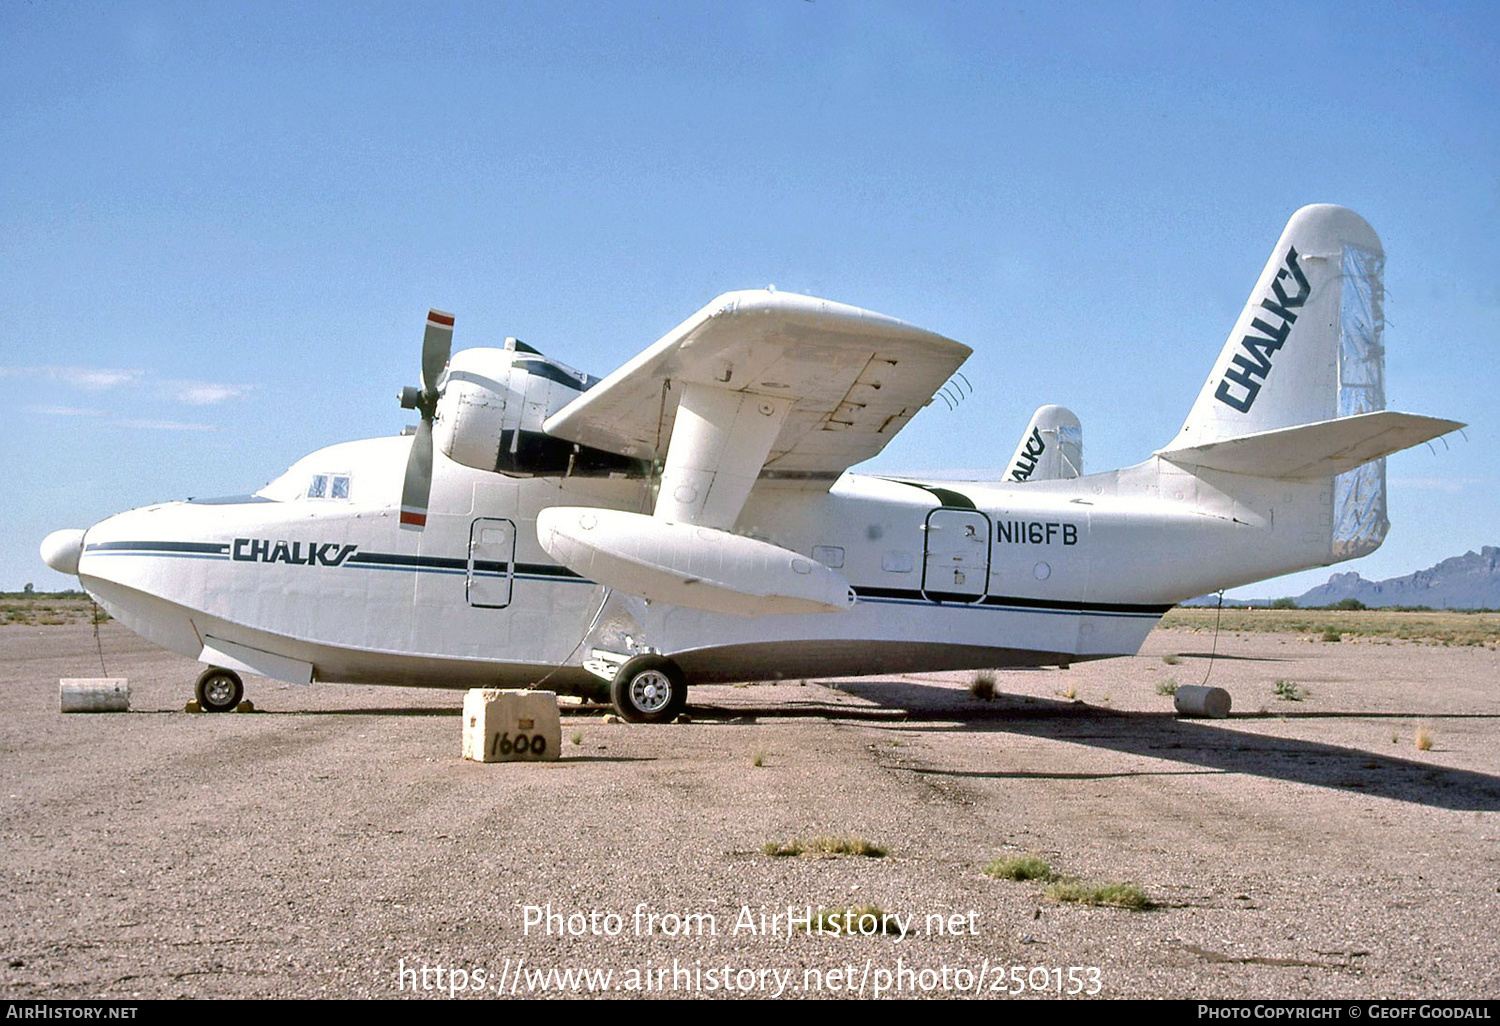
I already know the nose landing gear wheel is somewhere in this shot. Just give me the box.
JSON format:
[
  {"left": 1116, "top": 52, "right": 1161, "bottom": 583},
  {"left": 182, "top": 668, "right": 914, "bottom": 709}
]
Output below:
[
  {"left": 195, "top": 667, "right": 244, "bottom": 713},
  {"left": 609, "top": 655, "right": 687, "bottom": 724}
]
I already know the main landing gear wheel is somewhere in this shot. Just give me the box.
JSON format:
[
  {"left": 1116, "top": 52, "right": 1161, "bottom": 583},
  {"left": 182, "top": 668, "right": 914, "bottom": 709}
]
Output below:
[
  {"left": 609, "top": 655, "right": 687, "bottom": 724},
  {"left": 195, "top": 667, "right": 244, "bottom": 713}
]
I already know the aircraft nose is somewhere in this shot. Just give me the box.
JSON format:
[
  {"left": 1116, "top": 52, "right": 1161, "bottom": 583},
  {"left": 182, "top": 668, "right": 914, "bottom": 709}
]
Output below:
[{"left": 40, "top": 529, "right": 86, "bottom": 576}]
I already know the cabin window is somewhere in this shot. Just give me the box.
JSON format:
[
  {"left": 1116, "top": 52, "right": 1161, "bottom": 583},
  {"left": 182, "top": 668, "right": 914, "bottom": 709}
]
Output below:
[
  {"left": 882, "top": 551, "right": 914, "bottom": 573},
  {"left": 812, "top": 545, "right": 845, "bottom": 568}
]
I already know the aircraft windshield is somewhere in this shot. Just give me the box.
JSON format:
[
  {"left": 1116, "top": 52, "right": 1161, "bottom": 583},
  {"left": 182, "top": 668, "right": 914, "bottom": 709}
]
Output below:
[{"left": 253, "top": 436, "right": 408, "bottom": 504}]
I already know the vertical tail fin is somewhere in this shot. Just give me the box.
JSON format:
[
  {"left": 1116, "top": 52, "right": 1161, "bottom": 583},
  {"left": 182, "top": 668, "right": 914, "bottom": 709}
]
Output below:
[
  {"left": 1169, "top": 204, "right": 1392, "bottom": 559},
  {"left": 1004, "top": 405, "right": 1083, "bottom": 482},
  {"left": 1171, "top": 204, "right": 1387, "bottom": 446}
]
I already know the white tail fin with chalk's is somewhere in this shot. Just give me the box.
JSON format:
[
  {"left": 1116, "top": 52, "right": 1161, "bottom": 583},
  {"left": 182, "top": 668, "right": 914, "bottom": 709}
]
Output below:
[
  {"left": 1004, "top": 405, "right": 1083, "bottom": 483},
  {"left": 1157, "top": 204, "right": 1461, "bottom": 561}
]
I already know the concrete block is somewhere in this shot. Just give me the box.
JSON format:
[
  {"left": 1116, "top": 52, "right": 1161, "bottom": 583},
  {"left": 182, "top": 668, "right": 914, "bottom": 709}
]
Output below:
[
  {"left": 60, "top": 678, "right": 129, "bottom": 713},
  {"left": 462, "top": 689, "right": 561, "bottom": 762}
]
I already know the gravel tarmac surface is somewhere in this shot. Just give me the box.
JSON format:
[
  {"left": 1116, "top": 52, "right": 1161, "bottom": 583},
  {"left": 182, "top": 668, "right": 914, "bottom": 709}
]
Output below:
[{"left": 3, "top": 621, "right": 1498, "bottom": 1000}]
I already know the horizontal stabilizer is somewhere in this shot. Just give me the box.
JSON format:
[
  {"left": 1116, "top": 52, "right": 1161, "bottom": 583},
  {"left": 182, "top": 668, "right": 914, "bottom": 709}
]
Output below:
[{"left": 1156, "top": 411, "right": 1463, "bottom": 479}]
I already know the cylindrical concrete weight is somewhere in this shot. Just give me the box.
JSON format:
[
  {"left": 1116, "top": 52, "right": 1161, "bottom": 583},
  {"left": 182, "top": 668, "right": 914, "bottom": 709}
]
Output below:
[
  {"left": 59, "top": 678, "right": 130, "bottom": 713},
  {"left": 1174, "top": 685, "right": 1231, "bottom": 718}
]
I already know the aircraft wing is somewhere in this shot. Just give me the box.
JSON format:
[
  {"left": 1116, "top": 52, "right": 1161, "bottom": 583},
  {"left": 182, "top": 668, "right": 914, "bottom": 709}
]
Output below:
[{"left": 543, "top": 290, "right": 971, "bottom": 483}]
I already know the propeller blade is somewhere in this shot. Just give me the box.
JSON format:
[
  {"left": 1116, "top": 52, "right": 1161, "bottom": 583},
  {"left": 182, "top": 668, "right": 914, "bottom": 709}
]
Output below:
[
  {"left": 399, "top": 417, "right": 433, "bottom": 530},
  {"left": 422, "top": 309, "right": 454, "bottom": 396}
]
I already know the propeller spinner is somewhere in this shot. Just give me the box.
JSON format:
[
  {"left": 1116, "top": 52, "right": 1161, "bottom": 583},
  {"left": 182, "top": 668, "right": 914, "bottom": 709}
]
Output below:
[{"left": 398, "top": 309, "right": 454, "bottom": 529}]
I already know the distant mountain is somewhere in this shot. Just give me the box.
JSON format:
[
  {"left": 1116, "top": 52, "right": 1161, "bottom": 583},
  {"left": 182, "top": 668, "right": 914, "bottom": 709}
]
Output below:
[
  {"left": 1180, "top": 547, "right": 1500, "bottom": 609},
  {"left": 1294, "top": 547, "right": 1500, "bottom": 610}
]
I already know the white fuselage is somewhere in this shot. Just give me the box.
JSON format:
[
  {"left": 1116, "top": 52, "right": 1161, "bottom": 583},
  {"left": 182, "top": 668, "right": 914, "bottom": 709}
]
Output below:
[
  {"left": 64, "top": 207, "right": 1452, "bottom": 698},
  {"left": 74, "top": 431, "right": 1333, "bottom": 695}
]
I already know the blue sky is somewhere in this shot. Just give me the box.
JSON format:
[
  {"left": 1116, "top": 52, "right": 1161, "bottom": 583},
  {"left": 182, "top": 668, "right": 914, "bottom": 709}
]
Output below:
[{"left": 3, "top": 1, "right": 1495, "bottom": 597}]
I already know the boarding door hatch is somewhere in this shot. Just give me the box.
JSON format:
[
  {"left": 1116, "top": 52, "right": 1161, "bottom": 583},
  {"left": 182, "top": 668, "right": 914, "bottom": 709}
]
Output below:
[
  {"left": 467, "top": 518, "right": 516, "bottom": 609},
  {"left": 921, "top": 508, "right": 991, "bottom": 603}
]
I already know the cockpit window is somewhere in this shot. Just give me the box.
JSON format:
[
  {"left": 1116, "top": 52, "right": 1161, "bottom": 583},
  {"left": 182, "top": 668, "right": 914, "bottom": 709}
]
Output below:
[{"left": 306, "top": 474, "right": 351, "bottom": 500}]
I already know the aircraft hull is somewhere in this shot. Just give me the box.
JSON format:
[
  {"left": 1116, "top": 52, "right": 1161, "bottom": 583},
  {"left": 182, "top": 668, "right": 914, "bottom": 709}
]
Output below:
[{"left": 68, "top": 443, "right": 1320, "bottom": 697}]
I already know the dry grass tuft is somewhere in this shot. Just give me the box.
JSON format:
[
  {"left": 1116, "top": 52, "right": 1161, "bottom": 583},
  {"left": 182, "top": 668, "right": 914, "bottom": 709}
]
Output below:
[
  {"left": 1273, "top": 679, "right": 1305, "bottom": 702},
  {"left": 1415, "top": 723, "right": 1435, "bottom": 751},
  {"left": 970, "top": 670, "right": 997, "bottom": 701},
  {"left": 983, "top": 855, "right": 1055, "bottom": 882},
  {"left": 1045, "top": 880, "right": 1153, "bottom": 910},
  {"left": 763, "top": 836, "right": 886, "bottom": 858}
]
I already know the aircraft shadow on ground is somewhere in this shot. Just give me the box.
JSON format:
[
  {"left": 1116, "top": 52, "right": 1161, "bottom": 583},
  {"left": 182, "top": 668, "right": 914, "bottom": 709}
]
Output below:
[
  {"left": 1162, "top": 651, "right": 1295, "bottom": 662},
  {"left": 243, "top": 707, "right": 464, "bottom": 717},
  {"left": 798, "top": 680, "right": 1500, "bottom": 813}
]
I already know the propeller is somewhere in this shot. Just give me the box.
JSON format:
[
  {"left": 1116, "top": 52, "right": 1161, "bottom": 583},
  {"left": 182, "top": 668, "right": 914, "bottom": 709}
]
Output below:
[{"left": 398, "top": 309, "right": 454, "bottom": 529}]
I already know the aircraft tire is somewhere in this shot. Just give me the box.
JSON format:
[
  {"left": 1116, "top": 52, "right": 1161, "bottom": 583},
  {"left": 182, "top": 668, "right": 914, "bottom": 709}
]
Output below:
[
  {"left": 195, "top": 667, "right": 244, "bottom": 713},
  {"left": 610, "top": 655, "right": 687, "bottom": 724}
]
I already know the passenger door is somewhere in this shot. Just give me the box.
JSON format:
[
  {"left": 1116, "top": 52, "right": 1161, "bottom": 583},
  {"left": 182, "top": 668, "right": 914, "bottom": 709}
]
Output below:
[
  {"left": 467, "top": 518, "right": 516, "bottom": 608},
  {"left": 921, "top": 508, "right": 991, "bottom": 603}
]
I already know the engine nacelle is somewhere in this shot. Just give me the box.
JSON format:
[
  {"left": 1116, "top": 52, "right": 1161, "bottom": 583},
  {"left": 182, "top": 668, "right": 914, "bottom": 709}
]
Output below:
[{"left": 434, "top": 341, "right": 646, "bottom": 478}]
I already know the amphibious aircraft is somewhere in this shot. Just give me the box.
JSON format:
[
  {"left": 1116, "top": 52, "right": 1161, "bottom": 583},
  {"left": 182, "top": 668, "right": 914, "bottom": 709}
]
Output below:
[{"left": 41, "top": 205, "right": 1462, "bottom": 722}]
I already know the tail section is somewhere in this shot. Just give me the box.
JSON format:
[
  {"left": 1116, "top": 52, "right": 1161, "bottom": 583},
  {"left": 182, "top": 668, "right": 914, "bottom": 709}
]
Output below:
[
  {"left": 1161, "top": 205, "right": 1462, "bottom": 565},
  {"left": 1004, "top": 405, "right": 1082, "bottom": 482},
  {"left": 1170, "top": 204, "right": 1386, "bottom": 447}
]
